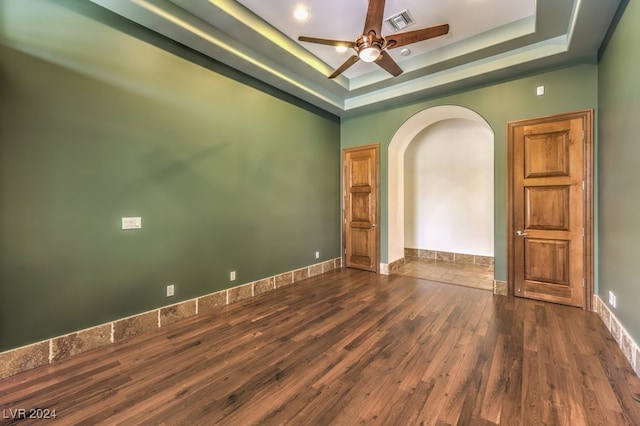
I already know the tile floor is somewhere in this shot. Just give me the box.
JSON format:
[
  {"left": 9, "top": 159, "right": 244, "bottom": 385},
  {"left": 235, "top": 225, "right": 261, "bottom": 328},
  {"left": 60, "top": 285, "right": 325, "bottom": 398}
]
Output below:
[{"left": 392, "top": 257, "right": 494, "bottom": 291}]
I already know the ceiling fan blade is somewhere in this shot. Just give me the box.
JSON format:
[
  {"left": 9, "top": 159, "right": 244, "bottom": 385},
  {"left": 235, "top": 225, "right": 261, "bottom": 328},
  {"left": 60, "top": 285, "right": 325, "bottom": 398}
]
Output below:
[
  {"left": 363, "top": 0, "right": 386, "bottom": 36},
  {"left": 298, "top": 36, "right": 355, "bottom": 48},
  {"left": 375, "top": 51, "right": 403, "bottom": 77},
  {"left": 329, "top": 55, "right": 360, "bottom": 79},
  {"left": 386, "top": 24, "right": 450, "bottom": 49}
]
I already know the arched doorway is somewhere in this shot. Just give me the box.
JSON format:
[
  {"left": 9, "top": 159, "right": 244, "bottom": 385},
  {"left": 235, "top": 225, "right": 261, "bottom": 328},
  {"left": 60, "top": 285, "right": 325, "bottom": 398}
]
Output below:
[{"left": 388, "top": 106, "right": 494, "bottom": 269}]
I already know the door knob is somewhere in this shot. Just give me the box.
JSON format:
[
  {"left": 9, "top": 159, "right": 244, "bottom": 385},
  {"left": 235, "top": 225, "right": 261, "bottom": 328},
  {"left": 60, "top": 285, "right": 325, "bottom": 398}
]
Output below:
[
  {"left": 371, "top": 223, "right": 376, "bottom": 228},
  {"left": 516, "top": 230, "right": 528, "bottom": 237}
]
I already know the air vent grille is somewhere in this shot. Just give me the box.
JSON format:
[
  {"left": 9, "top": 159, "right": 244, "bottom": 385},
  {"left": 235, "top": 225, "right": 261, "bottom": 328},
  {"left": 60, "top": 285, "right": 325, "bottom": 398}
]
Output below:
[{"left": 384, "top": 10, "right": 415, "bottom": 32}]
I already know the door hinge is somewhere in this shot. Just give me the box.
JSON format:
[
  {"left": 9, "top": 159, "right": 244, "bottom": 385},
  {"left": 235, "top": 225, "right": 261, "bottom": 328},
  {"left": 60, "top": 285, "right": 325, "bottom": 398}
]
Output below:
[
  {"left": 582, "top": 130, "right": 585, "bottom": 141},
  {"left": 582, "top": 180, "right": 585, "bottom": 190},
  {"left": 583, "top": 278, "right": 585, "bottom": 287},
  {"left": 582, "top": 227, "right": 585, "bottom": 237}
]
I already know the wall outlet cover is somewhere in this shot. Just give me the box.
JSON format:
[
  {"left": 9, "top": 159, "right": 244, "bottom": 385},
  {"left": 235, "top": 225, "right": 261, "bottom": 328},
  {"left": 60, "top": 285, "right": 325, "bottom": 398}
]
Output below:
[{"left": 122, "top": 217, "right": 142, "bottom": 230}]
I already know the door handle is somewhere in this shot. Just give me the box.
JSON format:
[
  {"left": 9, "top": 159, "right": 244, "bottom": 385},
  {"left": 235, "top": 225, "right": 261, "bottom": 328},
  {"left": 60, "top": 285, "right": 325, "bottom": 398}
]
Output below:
[
  {"left": 371, "top": 223, "right": 376, "bottom": 228},
  {"left": 516, "top": 230, "right": 528, "bottom": 237}
]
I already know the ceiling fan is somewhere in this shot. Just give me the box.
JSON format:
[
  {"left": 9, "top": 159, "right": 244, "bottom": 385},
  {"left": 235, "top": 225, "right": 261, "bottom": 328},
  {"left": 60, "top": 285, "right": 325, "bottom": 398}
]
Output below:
[{"left": 298, "top": 0, "right": 449, "bottom": 79}]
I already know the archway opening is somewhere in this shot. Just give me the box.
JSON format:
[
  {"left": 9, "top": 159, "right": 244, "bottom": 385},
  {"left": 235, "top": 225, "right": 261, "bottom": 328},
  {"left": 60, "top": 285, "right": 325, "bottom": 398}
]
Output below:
[{"left": 388, "top": 105, "right": 494, "bottom": 266}]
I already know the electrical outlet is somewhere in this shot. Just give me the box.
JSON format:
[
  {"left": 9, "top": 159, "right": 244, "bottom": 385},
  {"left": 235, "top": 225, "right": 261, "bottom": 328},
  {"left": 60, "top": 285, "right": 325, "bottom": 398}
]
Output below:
[
  {"left": 122, "top": 217, "right": 142, "bottom": 230},
  {"left": 609, "top": 291, "right": 617, "bottom": 308},
  {"left": 315, "top": 251, "right": 320, "bottom": 259},
  {"left": 166, "top": 284, "right": 175, "bottom": 297},
  {"left": 230, "top": 271, "right": 236, "bottom": 281}
]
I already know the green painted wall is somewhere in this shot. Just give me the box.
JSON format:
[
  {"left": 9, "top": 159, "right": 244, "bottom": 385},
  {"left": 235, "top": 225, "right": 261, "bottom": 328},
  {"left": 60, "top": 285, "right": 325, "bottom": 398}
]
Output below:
[
  {"left": 4, "top": 0, "right": 635, "bottom": 353},
  {"left": 341, "top": 64, "right": 598, "bottom": 281},
  {"left": 598, "top": 0, "right": 640, "bottom": 343},
  {"left": 0, "top": 1, "right": 340, "bottom": 350}
]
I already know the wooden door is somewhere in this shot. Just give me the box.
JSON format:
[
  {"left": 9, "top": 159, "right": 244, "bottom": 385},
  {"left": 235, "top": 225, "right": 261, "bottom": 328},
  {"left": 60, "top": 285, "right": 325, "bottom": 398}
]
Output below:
[
  {"left": 343, "top": 144, "right": 379, "bottom": 272},
  {"left": 507, "top": 110, "right": 593, "bottom": 308}
]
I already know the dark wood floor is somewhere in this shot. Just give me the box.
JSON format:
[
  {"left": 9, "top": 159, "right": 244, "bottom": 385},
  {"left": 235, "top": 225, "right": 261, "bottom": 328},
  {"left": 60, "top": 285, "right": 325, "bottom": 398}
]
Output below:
[{"left": 2, "top": 269, "right": 640, "bottom": 425}]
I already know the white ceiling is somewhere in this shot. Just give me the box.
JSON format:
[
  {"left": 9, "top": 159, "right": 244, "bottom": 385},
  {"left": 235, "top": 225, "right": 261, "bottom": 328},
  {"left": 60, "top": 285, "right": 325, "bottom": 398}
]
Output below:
[
  {"left": 91, "top": 0, "right": 621, "bottom": 117},
  {"left": 237, "top": 0, "right": 535, "bottom": 80}
]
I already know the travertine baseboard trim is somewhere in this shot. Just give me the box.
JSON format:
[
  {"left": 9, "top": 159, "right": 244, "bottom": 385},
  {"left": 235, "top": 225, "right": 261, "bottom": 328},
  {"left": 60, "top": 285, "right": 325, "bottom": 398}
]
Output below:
[
  {"left": 405, "top": 248, "right": 494, "bottom": 266},
  {"left": 380, "top": 257, "right": 406, "bottom": 275},
  {"left": 493, "top": 280, "right": 508, "bottom": 296},
  {"left": 0, "top": 258, "right": 342, "bottom": 379},
  {"left": 595, "top": 295, "right": 640, "bottom": 377}
]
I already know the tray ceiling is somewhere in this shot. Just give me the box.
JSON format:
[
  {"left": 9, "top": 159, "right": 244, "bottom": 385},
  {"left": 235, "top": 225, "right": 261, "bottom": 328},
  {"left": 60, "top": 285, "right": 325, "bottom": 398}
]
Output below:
[{"left": 91, "top": 0, "right": 622, "bottom": 116}]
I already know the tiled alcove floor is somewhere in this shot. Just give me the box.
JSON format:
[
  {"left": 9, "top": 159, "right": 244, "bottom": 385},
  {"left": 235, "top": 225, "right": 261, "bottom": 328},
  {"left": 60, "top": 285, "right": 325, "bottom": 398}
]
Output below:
[{"left": 392, "top": 257, "right": 494, "bottom": 291}]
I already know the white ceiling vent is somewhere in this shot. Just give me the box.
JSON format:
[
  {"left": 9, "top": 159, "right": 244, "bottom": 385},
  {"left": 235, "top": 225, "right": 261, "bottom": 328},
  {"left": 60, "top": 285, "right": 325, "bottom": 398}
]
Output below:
[{"left": 384, "top": 10, "right": 415, "bottom": 32}]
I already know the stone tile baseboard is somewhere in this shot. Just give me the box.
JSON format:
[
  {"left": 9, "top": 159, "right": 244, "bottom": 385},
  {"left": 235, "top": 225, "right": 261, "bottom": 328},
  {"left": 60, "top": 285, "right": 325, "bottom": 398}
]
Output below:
[
  {"left": 380, "top": 257, "right": 406, "bottom": 275},
  {"left": 493, "top": 280, "right": 508, "bottom": 296},
  {"left": 0, "top": 258, "right": 342, "bottom": 379},
  {"left": 405, "top": 248, "right": 494, "bottom": 266},
  {"left": 595, "top": 295, "right": 640, "bottom": 377}
]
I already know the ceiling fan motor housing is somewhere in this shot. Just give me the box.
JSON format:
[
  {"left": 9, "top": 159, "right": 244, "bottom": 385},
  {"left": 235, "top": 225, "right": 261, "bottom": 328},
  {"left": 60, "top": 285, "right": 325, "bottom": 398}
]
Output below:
[{"left": 355, "top": 33, "right": 387, "bottom": 62}]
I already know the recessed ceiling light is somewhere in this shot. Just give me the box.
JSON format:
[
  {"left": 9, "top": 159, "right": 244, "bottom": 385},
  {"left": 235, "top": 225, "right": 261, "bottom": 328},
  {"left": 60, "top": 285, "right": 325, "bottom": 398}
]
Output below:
[
  {"left": 400, "top": 48, "right": 411, "bottom": 56},
  {"left": 335, "top": 45, "right": 348, "bottom": 53},
  {"left": 293, "top": 6, "right": 309, "bottom": 21}
]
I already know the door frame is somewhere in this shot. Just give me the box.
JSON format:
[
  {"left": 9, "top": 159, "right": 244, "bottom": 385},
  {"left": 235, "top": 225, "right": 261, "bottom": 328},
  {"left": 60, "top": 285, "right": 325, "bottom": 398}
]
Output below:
[
  {"left": 506, "top": 110, "right": 594, "bottom": 310},
  {"left": 342, "top": 144, "right": 380, "bottom": 273}
]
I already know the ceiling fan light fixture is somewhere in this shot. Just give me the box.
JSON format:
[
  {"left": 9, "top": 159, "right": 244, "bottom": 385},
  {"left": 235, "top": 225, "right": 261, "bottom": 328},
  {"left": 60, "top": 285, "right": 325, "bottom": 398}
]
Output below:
[
  {"left": 297, "top": 0, "right": 450, "bottom": 79},
  {"left": 359, "top": 46, "right": 381, "bottom": 62}
]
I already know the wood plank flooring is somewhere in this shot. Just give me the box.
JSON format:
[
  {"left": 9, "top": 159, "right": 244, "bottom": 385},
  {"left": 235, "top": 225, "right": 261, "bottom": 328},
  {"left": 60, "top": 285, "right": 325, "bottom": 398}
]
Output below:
[{"left": 1, "top": 268, "right": 640, "bottom": 425}]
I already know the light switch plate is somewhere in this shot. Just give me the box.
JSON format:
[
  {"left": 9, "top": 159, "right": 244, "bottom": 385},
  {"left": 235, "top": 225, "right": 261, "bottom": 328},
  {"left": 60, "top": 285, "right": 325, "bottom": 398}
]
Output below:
[{"left": 122, "top": 217, "right": 142, "bottom": 230}]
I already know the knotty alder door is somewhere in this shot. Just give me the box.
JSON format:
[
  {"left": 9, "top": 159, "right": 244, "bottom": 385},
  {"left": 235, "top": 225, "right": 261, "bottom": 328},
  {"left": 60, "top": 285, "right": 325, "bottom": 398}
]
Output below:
[
  {"left": 343, "top": 144, "right": 379, "bottom": 272},
  {"left": 507, "top": 110, "right": 593, "bottom": 308}
]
